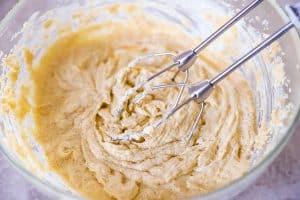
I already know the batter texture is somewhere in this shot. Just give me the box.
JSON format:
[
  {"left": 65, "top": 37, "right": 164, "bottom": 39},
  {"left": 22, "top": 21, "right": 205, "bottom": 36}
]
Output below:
[{"left": 2, "top": 13, "right": 259, "bottom": 200}]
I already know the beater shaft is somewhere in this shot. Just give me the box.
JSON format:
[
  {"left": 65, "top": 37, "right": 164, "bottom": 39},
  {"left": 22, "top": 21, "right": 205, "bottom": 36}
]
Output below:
[
  {"left": 210, "top": 22, "right": 294, "bottom": 86},
  {"left": 183, "top": 22, "right": 295, "bottom": 106},
  {"left": 193, "top": 0, "right": 264, "bottom": 54},
  {"left": 174, "top": 0, "right": 264, "bottom": 72}
]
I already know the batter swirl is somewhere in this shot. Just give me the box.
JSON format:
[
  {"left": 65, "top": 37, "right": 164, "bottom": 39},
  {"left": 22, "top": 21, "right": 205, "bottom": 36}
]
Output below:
[{"left": 2, "top": 13, "right": 259, "bottom": 200}]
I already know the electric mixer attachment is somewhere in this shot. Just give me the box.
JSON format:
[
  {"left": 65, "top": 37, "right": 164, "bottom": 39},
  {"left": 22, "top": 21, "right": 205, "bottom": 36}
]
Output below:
[{"left": 111, "top": 0, "right": 300, "bottom": 143}]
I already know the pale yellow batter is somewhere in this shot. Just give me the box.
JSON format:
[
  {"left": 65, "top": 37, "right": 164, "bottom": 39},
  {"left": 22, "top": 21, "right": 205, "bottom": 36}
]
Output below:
[{"left": 1, "top": 8, "right": 260, "bottom": 200}]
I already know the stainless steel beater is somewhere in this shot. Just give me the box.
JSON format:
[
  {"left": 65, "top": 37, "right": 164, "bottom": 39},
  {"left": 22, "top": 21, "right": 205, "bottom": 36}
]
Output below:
[{"left": 112, "top": 0, "right": 300, "bottom": 143}]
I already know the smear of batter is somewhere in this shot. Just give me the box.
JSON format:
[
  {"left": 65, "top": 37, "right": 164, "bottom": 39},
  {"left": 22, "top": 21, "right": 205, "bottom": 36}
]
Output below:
[{"left": 1, "top": 5, "right": 263, "bottom": 200}]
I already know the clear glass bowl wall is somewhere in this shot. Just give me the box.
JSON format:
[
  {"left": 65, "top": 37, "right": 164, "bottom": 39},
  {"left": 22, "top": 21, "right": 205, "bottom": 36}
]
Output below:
[{"left": 0, "top": 0, "right": 299, "bottom": 199}]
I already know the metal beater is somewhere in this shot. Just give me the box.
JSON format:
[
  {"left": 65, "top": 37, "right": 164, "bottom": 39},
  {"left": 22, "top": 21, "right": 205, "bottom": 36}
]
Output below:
[{"left": 112, "top": 0, "right": 300, "bottom": 143}]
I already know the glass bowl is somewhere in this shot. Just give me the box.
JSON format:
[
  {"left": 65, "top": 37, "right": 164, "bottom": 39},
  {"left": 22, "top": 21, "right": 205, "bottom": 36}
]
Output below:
[{"left": 0, "top": 0, "right": 299, "bottom": 199}]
